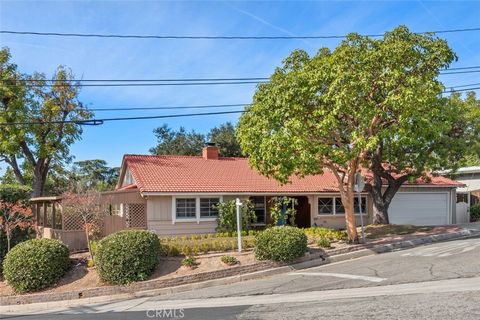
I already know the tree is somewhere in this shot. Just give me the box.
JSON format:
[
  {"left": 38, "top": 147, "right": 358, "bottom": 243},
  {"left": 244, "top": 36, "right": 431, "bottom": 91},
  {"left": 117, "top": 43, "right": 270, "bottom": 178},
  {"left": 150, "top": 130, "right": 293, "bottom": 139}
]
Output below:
[
  {"left": 150, "top": 122, "right": 243, "bottom": 157},
  {"left": 208, "top": 122, "right": 243, "bottom": 157},
  {"left": 237, "top": 26, "right": 455, "bottom": 242},
  {"left": 149, "top": 124, "right": 205, "bottom": 156},
  {"left": 0, "top": 185, "right": 32, "bottom": 252},
  {"left": 62, "top": 191, "right": 105, "bottom": 261},
  {"left": 368, "top": 91, "right": 479, "bottom": 224},
  {"left": 0, "top": 47, "right": 92, "bottom": 197},
  {"left": 70, "top": 160, "right": 119, "bottom": 191}
]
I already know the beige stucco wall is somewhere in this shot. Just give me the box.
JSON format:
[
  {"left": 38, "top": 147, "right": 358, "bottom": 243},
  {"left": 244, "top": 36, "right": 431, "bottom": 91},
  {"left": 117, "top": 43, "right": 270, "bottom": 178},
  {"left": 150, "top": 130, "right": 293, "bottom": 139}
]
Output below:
[{"left": 144, "top": 187, "right": 457, "bottom": 235}]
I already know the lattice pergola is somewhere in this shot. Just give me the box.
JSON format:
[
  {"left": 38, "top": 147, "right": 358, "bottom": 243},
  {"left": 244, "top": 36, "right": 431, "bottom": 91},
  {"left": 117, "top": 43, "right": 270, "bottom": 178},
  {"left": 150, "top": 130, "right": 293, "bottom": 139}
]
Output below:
[{"left": 124, "top": 203, "right": 147, "bottom": 228}]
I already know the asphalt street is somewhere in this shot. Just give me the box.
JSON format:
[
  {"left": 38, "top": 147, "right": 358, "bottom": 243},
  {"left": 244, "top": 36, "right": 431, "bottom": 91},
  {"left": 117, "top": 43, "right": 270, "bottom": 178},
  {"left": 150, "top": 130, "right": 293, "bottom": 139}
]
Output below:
[{"left": 3, "top": 237, "right": 480, "bottom": 320}]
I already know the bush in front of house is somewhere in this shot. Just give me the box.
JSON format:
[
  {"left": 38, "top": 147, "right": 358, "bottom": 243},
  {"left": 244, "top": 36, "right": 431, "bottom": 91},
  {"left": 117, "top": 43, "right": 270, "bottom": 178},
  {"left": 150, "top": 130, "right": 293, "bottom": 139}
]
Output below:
[
  {"left": 221, "top": 255, "right": 239, "bottom": 266},
  {"left": 95, "top": 230, "right": 161, "bottom": 285},
  {"left": 471, "top": 204, "right": 480, "bottom": 222},
  {"left": 254, "top": 226, "right": 307, "bottom": 262},
  {"left": 181, "top": 256, "right": 198, "bottom": 268},
  {"left": 316, "top": 237, "right": 332, "bottom": 248},
  {"left": 2, "top": 238, "right": 70, "bottom": 293}
]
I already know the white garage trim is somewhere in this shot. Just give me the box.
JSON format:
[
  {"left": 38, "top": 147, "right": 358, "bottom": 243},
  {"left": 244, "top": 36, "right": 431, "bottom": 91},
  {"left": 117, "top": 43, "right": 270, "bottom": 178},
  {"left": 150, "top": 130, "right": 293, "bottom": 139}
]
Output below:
[{"left": 389, "top": 191, "right": 452, "bottom": 226}]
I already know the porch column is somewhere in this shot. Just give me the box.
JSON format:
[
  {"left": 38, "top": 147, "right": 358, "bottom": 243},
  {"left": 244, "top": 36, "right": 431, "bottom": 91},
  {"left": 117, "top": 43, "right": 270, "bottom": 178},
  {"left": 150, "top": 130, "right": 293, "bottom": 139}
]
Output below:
[{"left": 43, "top": 202, "right": 48, "bottom": 227}]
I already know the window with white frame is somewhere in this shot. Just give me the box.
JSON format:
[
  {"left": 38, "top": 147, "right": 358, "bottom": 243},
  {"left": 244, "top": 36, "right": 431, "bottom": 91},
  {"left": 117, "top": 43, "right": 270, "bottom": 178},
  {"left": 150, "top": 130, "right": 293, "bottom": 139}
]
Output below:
[
  {"left": 175, "top": 198, "right": 196, "bottom": 219},
  {"left": 200, "top": 198, "right": 220, "bottom": 217},
  {"left": 123, "top": 168, "right": 134, "bottom": 186},
  {"left": 250, "top": 196, "right": 266, "bottom": 224},
  {"left": 318, "top": 196, "right": 367, "bottom": 215}
]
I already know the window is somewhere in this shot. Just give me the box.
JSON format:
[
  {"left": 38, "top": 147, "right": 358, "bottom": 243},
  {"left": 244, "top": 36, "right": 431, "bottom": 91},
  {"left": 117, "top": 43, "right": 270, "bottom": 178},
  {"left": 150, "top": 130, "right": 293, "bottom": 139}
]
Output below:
[
  {"left": 354, "top": 197, "right": 367, "bottom": 214},
  {"left": 335, "top": 198, "right": 345, "bottom": 214},
  {"left": 318, "top": 196, "right": 367, "bottom": 215},
  {"left": 251, "top": 196, "right": 266, "bottom": 224},
  {"left": 318, "top": 198, "right": 334, "bottom": 215},
  {"left": 123, "top": 169, "right": 134, "bottom": 186},
  {"left": 457, "top": 193, "right": 468, "bottom": 204},
  {"left": 200, "top": 198, "right": 220, "bottom": 217},
  {"left": 176, "top": 198, "right": 196, "bottom": 219}
]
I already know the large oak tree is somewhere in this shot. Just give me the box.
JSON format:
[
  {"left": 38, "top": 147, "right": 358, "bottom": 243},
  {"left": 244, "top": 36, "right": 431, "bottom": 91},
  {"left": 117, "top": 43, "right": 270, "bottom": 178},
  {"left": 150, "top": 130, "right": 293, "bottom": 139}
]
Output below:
[{"left": 237, "top": 26, "right": 455, "bottom": 242}]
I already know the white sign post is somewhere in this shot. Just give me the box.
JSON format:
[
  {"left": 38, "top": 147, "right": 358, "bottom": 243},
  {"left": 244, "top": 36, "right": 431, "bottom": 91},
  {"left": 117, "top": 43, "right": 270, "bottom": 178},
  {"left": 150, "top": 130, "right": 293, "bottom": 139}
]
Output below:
[
  {"left": 354, "top": 173, "right": 366, "bottom": 244},
  {"left": 235, "top": 198, "right": 242, "bottom": 252}
]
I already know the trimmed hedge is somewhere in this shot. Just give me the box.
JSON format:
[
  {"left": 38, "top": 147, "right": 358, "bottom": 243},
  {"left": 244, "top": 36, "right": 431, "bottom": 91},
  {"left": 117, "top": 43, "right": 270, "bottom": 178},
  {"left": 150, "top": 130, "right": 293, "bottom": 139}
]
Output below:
[
  {"left": 95, "top": 230, "right": 161, "bottom": 285},
  {"left": 2, "top": 239, "right": 70, "bottom": 293},
  {"left": 254, "top": 226, "right": 307, "bottom": 262}
]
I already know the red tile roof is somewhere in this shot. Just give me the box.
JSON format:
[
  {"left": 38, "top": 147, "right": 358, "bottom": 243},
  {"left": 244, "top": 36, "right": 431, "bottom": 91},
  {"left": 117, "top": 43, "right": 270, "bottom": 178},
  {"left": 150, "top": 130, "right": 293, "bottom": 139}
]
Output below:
[{"left": 120, "top": 154, "right": 463, "bottom": 194}]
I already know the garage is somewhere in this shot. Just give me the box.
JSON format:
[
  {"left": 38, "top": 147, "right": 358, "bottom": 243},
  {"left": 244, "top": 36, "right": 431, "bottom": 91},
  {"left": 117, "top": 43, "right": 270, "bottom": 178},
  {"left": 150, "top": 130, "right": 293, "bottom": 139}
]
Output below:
[{"left": 389, "top": 192, "right": 450, "bottom": 226}]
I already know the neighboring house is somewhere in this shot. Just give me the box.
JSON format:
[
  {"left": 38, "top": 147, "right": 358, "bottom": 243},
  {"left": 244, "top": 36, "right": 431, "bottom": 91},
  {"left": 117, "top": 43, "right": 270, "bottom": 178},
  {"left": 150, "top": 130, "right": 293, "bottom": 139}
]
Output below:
[
  {"left": 109, "top": 144, "right": 463, "bottom": 236},
  {"left": 442, "top": 166, "right": 480, "bottom": 223}
]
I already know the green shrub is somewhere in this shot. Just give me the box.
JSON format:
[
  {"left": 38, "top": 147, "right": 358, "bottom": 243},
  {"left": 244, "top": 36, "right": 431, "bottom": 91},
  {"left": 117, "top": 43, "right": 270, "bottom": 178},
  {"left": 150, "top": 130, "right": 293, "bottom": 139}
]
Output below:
[
  {"left": 3, "top": 239, "right": 70, "bottom": 293},
  {"left": 221, "top": 255, "right": 239, "bottom": 266},
  {"left": 96, "top": 230, "right": 160, "bottom": 285},
  {"left": 254, "top": 226, "right": 307, "bottom": 262},
  {"left": 303, "top": 227, "right": 347, "bottom": 241},
  {"left": 316, "top": 237, "right": 331, "bottom": 248},
  {"left": 181, "top": 256, "right": 198, "bottom": 268},
  {"left": 215, "top": 200, "right": 257, "bottom": 233},
  {"left": 471, "top": 204, "right": 480, "bottom": 222},
  {"left": 0, "top": 227, "right": 35, "bottom": 273}
]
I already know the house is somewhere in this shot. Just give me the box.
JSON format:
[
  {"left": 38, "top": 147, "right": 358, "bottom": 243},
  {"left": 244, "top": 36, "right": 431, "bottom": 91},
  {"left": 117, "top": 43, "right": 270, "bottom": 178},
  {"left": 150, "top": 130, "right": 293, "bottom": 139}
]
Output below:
[
  {"left": 110, "top": 144, "right": 463, "bottom": 236},
  {"left": 442, "top": 166, "right": 480, "bottom": 223}
]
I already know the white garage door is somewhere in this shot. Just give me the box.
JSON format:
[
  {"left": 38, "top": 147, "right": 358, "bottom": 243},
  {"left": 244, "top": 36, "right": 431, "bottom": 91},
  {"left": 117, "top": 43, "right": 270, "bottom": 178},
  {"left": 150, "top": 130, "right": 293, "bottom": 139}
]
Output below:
[{"left": 389, "top": 193, "right": 450, "bottom": 226}]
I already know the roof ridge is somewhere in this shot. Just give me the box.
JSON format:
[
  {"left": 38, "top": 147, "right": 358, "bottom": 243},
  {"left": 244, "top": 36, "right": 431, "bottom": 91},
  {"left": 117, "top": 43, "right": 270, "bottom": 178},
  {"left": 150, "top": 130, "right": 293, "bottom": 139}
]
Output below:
[{"left": 123, "top": 154, "right": 248, "bottom": 160}]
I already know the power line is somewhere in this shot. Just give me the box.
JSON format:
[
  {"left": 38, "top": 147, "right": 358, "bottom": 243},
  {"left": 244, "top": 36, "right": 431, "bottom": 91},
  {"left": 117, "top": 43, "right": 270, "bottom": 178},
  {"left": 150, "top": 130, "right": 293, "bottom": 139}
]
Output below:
[
  {"left": 3, "top": 81, "right": 267, "bottom": 88},
  {"left": 1, "top": 77, "right": 270, "bottom": 83},
  {"left": 0, "top": 110, "right": 245, "bottom": 126},
  {"left": 2, "top": 65, "right": 480, "bottom": 83},
  {"left": 88, "top": 103, "right": 249, "bottom": 111},
  {"left": 1, "top": 27, "right": 480, "bottom": 40},
  {"left": 439, "top": 70, "right": 480, "bottom": 75}
]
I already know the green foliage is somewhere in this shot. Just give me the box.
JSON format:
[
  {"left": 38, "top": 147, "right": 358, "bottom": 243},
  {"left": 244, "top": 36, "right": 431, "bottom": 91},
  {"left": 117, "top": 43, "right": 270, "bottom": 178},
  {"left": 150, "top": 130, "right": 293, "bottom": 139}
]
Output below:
[
  {"left": 149, "top": 122, "right": 242, "bottom": 157},
  {"left": 269, "top": 197, "right": 298, "bottom": 226},
  {"left": 95, "top": 230, "right": 160, "bottom": 285},
  {"left": 0, "top": 227, "right": 35, "bottom": 272},
  {"left": 316, "top": 237, "right": 332, "bottom": 248},
  {"left": 0, "top": 47, "right": 92, "bottom": 196},
  {"left": 470, "top": 204, "right": 480, "bottom": 222},
  {"left": 70, "top": 160, "right": 119, "bottom": 192},
  {"left": 215, "top": 200, "right": 256, "bottom": 233},
  {"left": 303, "top": 227, "right": 348, "bottom": 241},
  {"left": 208, "top": 122, "right": 243, "bottom": 157},
  {"left": 2, "top": 239, "right": 70, "bottom": 293},
  {"left": 237, "top": 26, "right": 457, "bottom": 241},
  {"left": 181, "top": 256, "right": 198, "bottom": 268},
  {"left": 254, "top": 226, "right": 307, "bottom": 262},
  {"left": 159, "top": 234, "right": 256, "bottom": 256},
  {"left": 221, "top": 255, "right": 239, "bottom": 266}
]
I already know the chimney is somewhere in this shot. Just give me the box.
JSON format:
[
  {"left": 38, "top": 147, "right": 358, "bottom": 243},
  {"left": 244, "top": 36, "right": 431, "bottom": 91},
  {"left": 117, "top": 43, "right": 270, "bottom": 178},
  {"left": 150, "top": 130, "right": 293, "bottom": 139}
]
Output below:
[{"left": 202, "top": 142, "right": 219, "bottom": 160}]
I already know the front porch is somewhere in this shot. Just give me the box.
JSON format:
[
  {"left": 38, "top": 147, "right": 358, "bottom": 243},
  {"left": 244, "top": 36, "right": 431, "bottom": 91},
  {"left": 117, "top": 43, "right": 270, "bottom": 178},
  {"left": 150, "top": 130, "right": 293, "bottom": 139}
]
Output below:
[{"left": 31, "top": 189, "right": 148, "bottom": 251}]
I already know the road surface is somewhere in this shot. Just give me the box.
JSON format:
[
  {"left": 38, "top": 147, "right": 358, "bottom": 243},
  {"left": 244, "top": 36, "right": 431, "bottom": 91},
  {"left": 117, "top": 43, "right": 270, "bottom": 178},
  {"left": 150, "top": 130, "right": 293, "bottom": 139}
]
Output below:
[{"left": 3, "top": 237, "right": 480, "bottom": 319}]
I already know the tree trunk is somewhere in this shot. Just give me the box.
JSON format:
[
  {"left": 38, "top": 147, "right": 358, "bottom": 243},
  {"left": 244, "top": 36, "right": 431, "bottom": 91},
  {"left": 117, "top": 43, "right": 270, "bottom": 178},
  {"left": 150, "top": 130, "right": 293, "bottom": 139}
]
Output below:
[
  {"left": 6, "top": 230, "right": 11, "bottom": 252},
  {"left": 30, "top": 158, "right": 51, "bottom": 197},
  {"left": 368, "top": 147, "right": 410, "bottom": 225},
  {"left": 342, "top": 189, "right": 359, "bottom": 244}
]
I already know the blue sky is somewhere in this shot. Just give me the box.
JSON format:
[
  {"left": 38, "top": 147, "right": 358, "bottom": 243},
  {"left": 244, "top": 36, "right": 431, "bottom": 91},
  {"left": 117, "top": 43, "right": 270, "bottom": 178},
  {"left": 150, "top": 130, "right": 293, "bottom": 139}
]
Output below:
[{"left": 1, "top": 0, "right": 479, "bottom": 169}]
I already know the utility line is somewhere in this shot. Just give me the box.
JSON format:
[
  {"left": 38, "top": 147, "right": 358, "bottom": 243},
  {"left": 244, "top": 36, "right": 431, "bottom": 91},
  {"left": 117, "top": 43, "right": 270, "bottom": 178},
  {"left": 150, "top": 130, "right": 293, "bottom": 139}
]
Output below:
[
  {"left": 0, "top": 85, "right": 477, "bottom": 126},
  {"left": 2, "top": 76, "right": 480, "bottom": 88},
  {"left": 88, "top": 103, "right": 249, "bottom": 111},
  {"left": 0, "top": 110, "right": 245, "bottom": 126},
  {"left": 1, "top": 27, "right": 479, "bottom": 40}
]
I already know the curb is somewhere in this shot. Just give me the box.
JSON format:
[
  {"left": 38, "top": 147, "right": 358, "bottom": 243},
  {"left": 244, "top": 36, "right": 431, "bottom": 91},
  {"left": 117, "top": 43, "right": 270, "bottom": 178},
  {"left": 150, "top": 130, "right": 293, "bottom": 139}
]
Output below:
[{"left": 1, "top": 228, "right": 478, "bottom": 312}]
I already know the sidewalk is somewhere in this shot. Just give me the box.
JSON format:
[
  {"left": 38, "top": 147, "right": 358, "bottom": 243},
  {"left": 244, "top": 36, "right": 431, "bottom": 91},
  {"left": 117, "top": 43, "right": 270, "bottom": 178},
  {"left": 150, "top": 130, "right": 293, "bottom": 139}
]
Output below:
[{"left": 1, "top": 225, "right": 478, "bottom": 311}]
